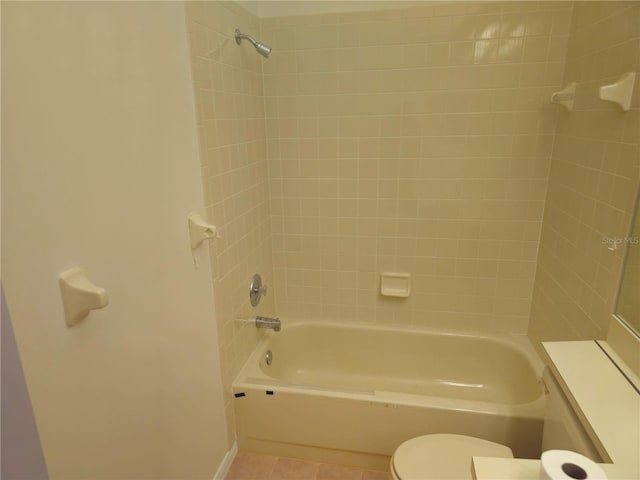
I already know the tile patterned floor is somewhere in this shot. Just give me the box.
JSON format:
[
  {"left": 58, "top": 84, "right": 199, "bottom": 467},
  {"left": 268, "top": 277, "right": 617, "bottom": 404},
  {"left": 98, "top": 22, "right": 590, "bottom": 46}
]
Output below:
[{"left": 226, "top": 452, "right": 393, "bottom": 480}]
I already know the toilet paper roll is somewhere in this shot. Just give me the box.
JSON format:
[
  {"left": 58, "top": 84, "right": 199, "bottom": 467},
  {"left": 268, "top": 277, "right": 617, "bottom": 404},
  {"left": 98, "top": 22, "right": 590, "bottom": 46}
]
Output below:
[{"left": 540, "top": 450, "right": 607, "bottom": 480}]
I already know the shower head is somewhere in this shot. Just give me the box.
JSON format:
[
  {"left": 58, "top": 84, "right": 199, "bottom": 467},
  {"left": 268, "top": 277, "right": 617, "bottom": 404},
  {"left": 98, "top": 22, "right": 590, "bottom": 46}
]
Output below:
[
  {"left": 254, "top": 42, "right": 272, "bottom": 58},
  {"left": 235, "top": 28, "right": 271, "bottom": 58}
]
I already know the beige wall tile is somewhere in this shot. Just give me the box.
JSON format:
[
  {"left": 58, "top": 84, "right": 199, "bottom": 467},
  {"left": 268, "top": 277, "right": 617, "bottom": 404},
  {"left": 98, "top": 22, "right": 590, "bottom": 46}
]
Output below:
[
  {"left": 186, "top": 2, "right": 638, "bottom": 446},
  {"left": 528, "top": 1, "right": 640, "bottom": 351},
  {"left": 185, "top": 1, "right": 275, "bottom": 445},
  {"left": 262, "top": 1, "right": 578, "bottom": 334}
]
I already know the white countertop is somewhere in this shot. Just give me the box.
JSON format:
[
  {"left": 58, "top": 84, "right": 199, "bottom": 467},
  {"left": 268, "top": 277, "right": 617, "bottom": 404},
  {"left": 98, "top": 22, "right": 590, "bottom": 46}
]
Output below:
[
  {"left": 542, "top": 341, "right": 639, "bottom": 467},
  {"left": 472, "top": 457, "right": 639, "bottom": 480},
  {"left": 473, "top": 340, "right": 640, "bottom": 480}
]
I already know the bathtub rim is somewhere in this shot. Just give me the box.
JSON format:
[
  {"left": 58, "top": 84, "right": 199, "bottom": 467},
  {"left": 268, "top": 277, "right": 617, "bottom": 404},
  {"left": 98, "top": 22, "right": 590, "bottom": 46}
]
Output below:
[
  {"left": 255, "top": 319, "right": 545, "bottom": 367},
  {"left": 233, "top": 320, "right": 546, "bottom": 419}
]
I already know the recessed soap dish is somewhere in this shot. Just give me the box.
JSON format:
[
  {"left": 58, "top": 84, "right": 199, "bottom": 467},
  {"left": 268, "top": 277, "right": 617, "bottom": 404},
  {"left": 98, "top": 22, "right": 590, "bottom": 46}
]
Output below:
[{"left": 380, "top": 272, "right": 411, "bottom": 298}]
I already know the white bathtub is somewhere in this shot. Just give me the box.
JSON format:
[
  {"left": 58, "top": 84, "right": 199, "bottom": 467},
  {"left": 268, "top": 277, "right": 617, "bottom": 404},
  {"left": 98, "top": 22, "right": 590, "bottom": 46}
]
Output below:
[{"left": 233, "top": 322, "right": 545, "bottom": 470}]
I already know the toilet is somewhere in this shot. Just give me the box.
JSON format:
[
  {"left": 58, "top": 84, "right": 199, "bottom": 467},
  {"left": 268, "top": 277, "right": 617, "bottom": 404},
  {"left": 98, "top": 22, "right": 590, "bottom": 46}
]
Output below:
[
  {"left": 390, "top": 368, "right": 601, "bottom": 480},
  {"left": 390, "top": 433, "right": 513, "bottom": 479}
]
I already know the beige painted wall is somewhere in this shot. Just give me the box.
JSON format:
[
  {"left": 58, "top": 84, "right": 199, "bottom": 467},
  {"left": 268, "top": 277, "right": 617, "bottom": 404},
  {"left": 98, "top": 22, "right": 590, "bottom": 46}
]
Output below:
[
  {"left": 184, "top": 1, "right": 276, "bottom": 445},
  {"left": 1, "top": 2, "right": 228, "bottom": 478},
  {"left": 262, "top": 1, "right": 572, "bottom": 334},
  {"left": 528, "top": 2, "right": 640, "bottom": 348}
]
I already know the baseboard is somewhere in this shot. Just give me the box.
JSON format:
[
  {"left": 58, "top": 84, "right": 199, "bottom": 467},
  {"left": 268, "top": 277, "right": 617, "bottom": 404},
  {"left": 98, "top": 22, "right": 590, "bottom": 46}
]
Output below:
[{"left": 213, "top": 441, "right": 238, "bottom": 480}]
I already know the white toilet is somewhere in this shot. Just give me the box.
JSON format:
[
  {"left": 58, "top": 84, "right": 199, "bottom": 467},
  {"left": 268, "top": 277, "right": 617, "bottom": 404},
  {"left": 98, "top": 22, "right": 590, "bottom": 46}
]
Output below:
[
  {"left": 391, "top": 433, "right": 513, "bottom": 479},
  {"left": 390, "top": 368, "right": 601, "bottom": 480}
]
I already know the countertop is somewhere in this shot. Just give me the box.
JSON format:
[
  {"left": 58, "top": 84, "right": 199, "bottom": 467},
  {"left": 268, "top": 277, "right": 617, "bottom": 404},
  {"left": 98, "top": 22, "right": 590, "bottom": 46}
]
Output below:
[
  {"left": 472, "top": 457, "right": 639, "bottom": 480},
  {"left": 473, "top": 340, "right": 640, "bottom": 480}
]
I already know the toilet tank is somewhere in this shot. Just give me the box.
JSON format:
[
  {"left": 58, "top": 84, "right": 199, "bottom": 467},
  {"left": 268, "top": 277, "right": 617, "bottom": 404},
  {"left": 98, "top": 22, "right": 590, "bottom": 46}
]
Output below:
[{"left": 541, "top": 368, "right": 602, "bottom": 462}]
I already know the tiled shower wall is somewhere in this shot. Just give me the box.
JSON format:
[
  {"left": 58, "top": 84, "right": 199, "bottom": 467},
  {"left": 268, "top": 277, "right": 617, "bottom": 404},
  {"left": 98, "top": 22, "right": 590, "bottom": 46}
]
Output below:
[
  {"left": 184, "top": 0, "right": 639, "bottom": 446},
  {"left": 262, "top": 2, "right": 573, "bottom": 333},
  {"left": 185, "top": 1, "right": 275, "bottom": 445},
  {"left": 528, "top": 2, "right": 640, "bottom": 347}
]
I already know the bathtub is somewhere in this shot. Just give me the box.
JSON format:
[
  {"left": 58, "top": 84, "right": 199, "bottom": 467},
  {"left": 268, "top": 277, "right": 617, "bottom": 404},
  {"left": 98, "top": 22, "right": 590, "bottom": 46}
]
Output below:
[{"left": 233, "top": 322, "right": 545, "bottom": 470}]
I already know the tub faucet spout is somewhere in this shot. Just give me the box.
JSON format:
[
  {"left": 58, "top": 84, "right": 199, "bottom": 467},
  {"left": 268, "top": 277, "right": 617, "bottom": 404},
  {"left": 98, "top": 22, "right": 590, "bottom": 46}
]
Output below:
[{"left": 255, "top": 316, "right": 281, "bottom": 332}]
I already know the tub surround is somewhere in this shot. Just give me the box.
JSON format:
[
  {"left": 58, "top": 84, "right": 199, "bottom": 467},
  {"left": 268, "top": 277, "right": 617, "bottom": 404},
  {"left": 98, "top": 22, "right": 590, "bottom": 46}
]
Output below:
[
  {"left": 527, "top": 0, "right": 640, "bottom": 348},
  {"left": 182, "top": 0, "right": 639, "bottom": 465},
  {"left": 184, "top": 0, "right": 276, "bottom": 447},
  {"left": 264, "top": 1, "right": 572, "bottom": 333}
]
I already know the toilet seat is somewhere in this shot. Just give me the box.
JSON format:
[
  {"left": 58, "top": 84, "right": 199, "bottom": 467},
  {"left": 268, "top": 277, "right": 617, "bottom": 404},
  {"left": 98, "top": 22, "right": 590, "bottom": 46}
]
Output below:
[{"left": 391, "top": 434, "right": 513, "bottom": 480}]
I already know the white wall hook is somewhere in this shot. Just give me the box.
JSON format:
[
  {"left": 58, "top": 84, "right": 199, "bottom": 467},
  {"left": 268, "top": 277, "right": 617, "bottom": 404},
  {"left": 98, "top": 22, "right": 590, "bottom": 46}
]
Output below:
[
  {"left": 550, "top": 82, "right": 576, "bottom": 111},
  {"left": 188, "top": 213, "right": 220, "bottom": 250},
  {"left": 59, "top": 267, "right": 109, "bottom": 327},
  {"left": 599, "top": 72, "right": 636, "bottom": 111}
]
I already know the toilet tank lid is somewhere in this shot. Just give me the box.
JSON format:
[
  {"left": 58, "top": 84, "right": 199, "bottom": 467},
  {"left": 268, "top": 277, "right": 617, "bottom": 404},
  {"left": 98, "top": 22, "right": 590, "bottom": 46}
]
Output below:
[{"left": 392, "top": 434, "right": 513, "bottom": 480}]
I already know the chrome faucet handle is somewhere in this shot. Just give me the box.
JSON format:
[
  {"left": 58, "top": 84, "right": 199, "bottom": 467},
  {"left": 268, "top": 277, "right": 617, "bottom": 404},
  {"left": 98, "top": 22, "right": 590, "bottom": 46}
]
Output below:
[
  {"left": 252, "top": 283, "right": 267, "bottom": 296},
  {"left": 249, "top": 273, "right": 267, "bottom": 306}
]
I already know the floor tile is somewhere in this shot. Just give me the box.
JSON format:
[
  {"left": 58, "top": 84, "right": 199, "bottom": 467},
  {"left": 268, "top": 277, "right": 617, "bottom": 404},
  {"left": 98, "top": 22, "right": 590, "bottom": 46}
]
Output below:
[
  {"left": 362, "top": 470, "right": 393, "bottom": 480},
  {"left": 226, "top": 452, "right": 392, "bottom": 480},
  {"left": 225, "top": 452, "right": 278, "bottom": 480},
  {"left": 316, "top": 463, "right": 364, "bottom": 480},
  {"left": 270, "top": 457, "right": 320, "bottom": 480}
]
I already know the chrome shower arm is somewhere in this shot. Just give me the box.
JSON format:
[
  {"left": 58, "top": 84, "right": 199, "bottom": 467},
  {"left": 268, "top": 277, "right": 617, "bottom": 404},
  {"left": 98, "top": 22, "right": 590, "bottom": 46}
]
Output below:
[
  {"left": 235, "top": 29, "right": 258, "bottom": 47},
  {"left": 234, "top": 28, "right": 271, "bottom": 58}
]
